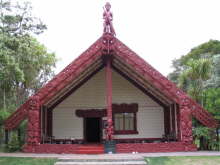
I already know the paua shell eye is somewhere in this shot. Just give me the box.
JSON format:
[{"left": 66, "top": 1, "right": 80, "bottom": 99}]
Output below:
[{"left": 103, "top": 39, "right": 107, "bottom": 44}]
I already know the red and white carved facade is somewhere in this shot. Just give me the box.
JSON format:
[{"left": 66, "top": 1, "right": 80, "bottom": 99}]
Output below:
[{"left": 4, "top": 3, "right": 217, "bottom": 154}]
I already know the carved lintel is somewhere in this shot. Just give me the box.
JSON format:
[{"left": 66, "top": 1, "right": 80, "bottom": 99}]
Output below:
[
  {"left": 75, "top": 109, "right": 107, "bottom": 118},
  {"left": 112, "top": 103, "right": 138, "bottom": 113}
]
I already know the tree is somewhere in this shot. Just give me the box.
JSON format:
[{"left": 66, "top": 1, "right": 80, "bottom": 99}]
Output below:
[
  {"left": 0, "top": 32, "right": 56, "bottom": 112},
  {"left": 168, "top": 40, "right": 220, "bottom": 150},
  {"left": 168, "top": 40, "right": 220, "bottom": 83},
  {"left": 0, "top": 0, "right": 46, "bottom": 35},
  {"left": 0, "top": 36, "right": 24, "bottom": 110},
  {"left": 0, "top": 0, "right": 56, "bottom": 110},
  {"left": 0, "top": 0, "right": 57, "bottom": 148},
  {"left": 206, "top": 54, "right": 220, "bottom": 88},
  {"left": 181, "top": 40, "right": 220, "bottom": 63},
  {"left": 178, "top": 58, "right": 212, "bottom": 104}
]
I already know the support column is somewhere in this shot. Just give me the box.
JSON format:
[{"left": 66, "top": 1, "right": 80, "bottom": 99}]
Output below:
[
  {"left": 169, "top": 105, "right": 173, "bottom": 133},
  {"left": 44, "top": 107, "right": 47, "bottom": 138},
  {"left": 174, "top": 103, "right": 178, "bottom": 140},
  {"left": 47, "top": 110, "right": 53, "bottom": 137},
  {"left": 25, "top": 96, "right": 41, "bottom": 152},
  {"left": 105, "top": 57, "right": 113, "bottom": 141},
  {"left": 179, "top": 105, "right": 193, "bottom": 143},
  {"left": 164, "top": 106, "right": 170, "bottom": 136}
]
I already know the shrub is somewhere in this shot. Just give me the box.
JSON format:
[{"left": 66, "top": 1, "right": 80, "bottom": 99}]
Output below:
[{"left": 6, "top": 132, "right": 21, "bottom": 152}]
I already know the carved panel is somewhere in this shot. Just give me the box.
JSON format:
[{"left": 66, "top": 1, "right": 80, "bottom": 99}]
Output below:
[
  {"left": 26, "top": 96, "right": 41, "bottom": 146},
  {"left": 179, "top": 106, "right": 193, "bottom": 143},
  {"left": 76, "top": 109, "right": 107, "bottom": 118},
  {"left": 112, "top": 103, "right": 138, "bottom": 113}
]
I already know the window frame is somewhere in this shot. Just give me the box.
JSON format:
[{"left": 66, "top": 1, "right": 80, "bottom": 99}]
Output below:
[{"left": 112, "top": 103, "right": 138, "bottom": 135}]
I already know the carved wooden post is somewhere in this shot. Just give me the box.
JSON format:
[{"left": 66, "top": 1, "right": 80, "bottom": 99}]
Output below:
[
  {"left": 26, "top": 96, "right": 41, "bottom": 149},
  {"left": 106, "top": 57, "right": 113, "bottom": 141},
  {"left": 102, "top": 28, "right": 115, "bottom": 141},
  {"left": 179, "top": 105, "right": 193, "bottom": 143}
]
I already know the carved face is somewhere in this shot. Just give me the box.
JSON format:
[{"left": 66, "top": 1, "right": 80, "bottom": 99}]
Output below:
[{"left": 105, "top": 2, "right": 111, "bottom": 11}]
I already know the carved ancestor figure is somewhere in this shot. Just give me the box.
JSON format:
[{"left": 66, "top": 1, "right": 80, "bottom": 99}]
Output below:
[
  {"left": 105, "top": 119, "right": 114, "bottom": 140},
  {"left": 103, "top": 2, "right": 116, "bottom": 36}
]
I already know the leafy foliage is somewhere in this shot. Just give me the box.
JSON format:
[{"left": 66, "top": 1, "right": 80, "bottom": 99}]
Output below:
[
  {"left": 0, "top": 0, "right": 56, "bottom": 110},
  {"left": 177, "top": 58, "right": 212, "bottom": 103},
  {"left": 0, "top": 0, "right": 46, "bottom": 35},
  {"left": 182, "top": 40, "right": 220, "bottom": 63},
  {"left": 193, "top": 126, "right": 211, "bottom": 139},
  {"left": 168, "top": 40, "right": 220, "bottom": 82},
  {"left": 6, "top": 132, "right": 20, "bottom": 152},
  {"left": 203, "top": 88, "right": 220, "bottom": 120},
  {"left": 0, "top": 0, "right": 57, "bottom": 148},
  {"left": 168, "top": 39, "right": 220, "bottom": 150},
  {"left": 0, "top": 110, "right": 10, "bottom": 144},
  {"left": 206, "top": 55, "right": 220, "bottom": 88}
]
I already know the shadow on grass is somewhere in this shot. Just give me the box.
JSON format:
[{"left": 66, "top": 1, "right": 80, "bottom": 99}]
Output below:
[{"left": 145, "top": 157, "right": 170, "bottom": 165}]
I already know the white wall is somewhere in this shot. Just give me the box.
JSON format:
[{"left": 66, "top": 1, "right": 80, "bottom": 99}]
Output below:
[{"left": 53, "top": 69, "right": 164, "bottom": 139}]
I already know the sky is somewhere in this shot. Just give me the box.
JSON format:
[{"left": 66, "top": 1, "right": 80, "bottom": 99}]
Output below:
[{"left": 30, "top": 0, "right": 220, "bottom": 76}]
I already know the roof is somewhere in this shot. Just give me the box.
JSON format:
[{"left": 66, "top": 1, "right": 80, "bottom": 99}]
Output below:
[{"left": 4, "top": 33, "right": 218, "bottom": 130}]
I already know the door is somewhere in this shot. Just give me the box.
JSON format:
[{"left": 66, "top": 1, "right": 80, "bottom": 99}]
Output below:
[{"left": 84, "top": 117, "right": 101, "bottom": 143}]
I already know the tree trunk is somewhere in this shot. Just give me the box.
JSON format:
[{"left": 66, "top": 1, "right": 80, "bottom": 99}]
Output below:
[
  {"left": 217, "top": 127, "right": 219, "bottom": 151},
  {"left": 199, "top": 136, "right": 205, "bottom": 150},
  {"left": 3, "top": 87, "right": 6, "bottom": 111}
]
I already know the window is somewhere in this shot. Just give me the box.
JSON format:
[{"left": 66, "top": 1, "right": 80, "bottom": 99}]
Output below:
[{"left": 113, "top": 104, "right": 138, "bottom": 135}]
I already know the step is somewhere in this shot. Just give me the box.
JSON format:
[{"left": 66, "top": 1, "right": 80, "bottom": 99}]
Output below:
[
  {"left": 76, "top": 145, "right": 104, "bottom": 154},
  {"left": 76, "top": 150, "right": 104, "bottom": 154},
  {"left": 55, "top": 161, "right": 146, "bottom": 165},
  {"left": 78, "top": 146, "right": 104, "bottom": 148},
  {"left": 77, "top": 147, "right": 104, "bottom": 150},
  {"left": 58, "top": 158, "right": 144, "bottom": 162}
]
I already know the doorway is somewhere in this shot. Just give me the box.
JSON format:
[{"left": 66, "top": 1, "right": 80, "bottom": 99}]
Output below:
[{"left": 84, "top": 118, "right": 101, "bottom": 143}]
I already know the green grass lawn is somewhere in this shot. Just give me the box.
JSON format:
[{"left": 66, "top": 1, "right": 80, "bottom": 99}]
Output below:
[
  {"left": 0, "top": 157, "right": 57, "bottom": 165},
  {"left": 145, "top": 156, "right": 220, "bottom": 165}
]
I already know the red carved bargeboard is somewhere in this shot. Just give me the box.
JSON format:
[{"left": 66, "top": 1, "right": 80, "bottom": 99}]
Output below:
[{"left": 4, "top": 101, "right": 29, "bottom": 130}]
